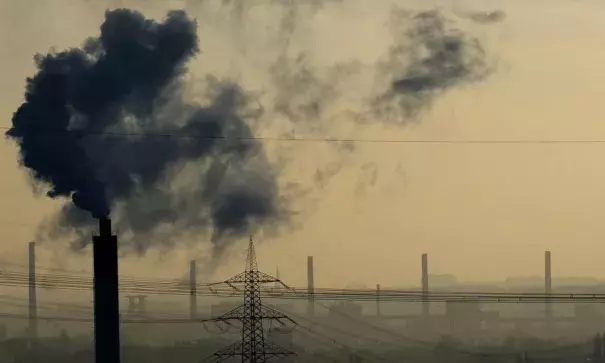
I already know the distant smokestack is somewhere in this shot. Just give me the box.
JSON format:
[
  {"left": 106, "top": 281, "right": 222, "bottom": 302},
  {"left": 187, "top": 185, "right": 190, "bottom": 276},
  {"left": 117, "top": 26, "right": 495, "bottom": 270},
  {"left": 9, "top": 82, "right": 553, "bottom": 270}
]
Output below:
[
  {"left": 28, "top": 242, "right": 37, "bottom": 341},
  {"left": 93, "top": 217, "right": 121, "bottom": 363},
  {"left": 545, "top": 251, "right": 552, "bottom": 319},
  {"left": 189, "top": 260, "right": 197, "bottom": 319},
  {"left": 421, "top": 253, "right": 429, "bottom": 317},
  {"left": 376, "top": 284, "right": 381, "bottom": 316},
  {"left": 307, "top": 256, "right": 315, "bottom": 317}
]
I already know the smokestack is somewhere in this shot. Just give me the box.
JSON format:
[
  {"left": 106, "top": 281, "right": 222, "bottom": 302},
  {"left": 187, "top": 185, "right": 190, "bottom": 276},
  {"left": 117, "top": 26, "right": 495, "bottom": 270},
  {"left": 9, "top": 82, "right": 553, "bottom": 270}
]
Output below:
[
  {"left": 28, "top": 242, "right": 37, "bottom": 341},
  {"left": 376, "top": 284, "right": 381, "bottom": 316},
  {"left": 93, "top": 217, "right": 121, "bottom": 363},
  {"left": 307, "top": 256, "right": 315, "bottom": 317},
  {"left": 545, "top": 251, "right": 552, "bottom": 319},
  {"left": 421, "top": 253, "right": 429, "bottom": 317},
  {"left": 189, "top": 260, "right": 197, "bottom": 319}
]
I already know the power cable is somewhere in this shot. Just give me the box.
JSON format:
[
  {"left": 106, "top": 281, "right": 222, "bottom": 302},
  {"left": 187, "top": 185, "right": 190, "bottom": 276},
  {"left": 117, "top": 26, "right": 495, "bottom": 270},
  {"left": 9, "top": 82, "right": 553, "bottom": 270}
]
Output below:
[
  {"left": 270, "top": 303, "right": 407, "bottom": 360},
  {"left": 3, "top": 126, "right": 605, "bottom": 145},
  {"left": 0, "top": 269, "right": 604, "bottom": 303}
]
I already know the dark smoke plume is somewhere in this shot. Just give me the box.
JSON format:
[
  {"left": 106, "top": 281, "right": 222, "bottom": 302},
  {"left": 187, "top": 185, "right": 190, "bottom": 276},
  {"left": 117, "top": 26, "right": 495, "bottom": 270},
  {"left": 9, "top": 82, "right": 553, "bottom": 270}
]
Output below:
[
  {"left": 7, "top": 9, "right": 284, "bottom": 253},
  {"left": 374, "top": 9, "right": 490, "bottom": 121},
  {"left": 269, "top": 53, "right": 358, "bottom": 127},
  {"left": 459, "top": 10, "right": 506, "bottom": 24}
]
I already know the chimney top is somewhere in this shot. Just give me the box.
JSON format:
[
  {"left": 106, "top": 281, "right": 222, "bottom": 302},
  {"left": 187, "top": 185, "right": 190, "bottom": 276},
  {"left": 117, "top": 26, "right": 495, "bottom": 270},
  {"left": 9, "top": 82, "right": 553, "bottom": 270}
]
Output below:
[{"left": 98, "top": 217, "right": 112, "bottom": 237}]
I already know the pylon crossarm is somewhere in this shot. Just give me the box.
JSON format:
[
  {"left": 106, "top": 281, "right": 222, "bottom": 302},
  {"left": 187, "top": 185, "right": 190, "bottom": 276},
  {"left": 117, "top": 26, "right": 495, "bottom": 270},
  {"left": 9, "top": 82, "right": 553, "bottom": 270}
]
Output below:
[
  {"left": 265, "top": 305, "right": 298, "bottom": 325},
  {"left": 225, "top": 282, "right": 240, "bottom": 292},
  {"left": 223, "top": 271, "right": 247, "bottom": 285},
  {"left": 223, "top": 270, "right": 280, "bottom": 285},
  {"left": 216, "top": 321, "right": 235, "bottom": 334},
  {"left": 275, "top": 280, "right": 293, "bottom": 291},
  {"left": 256, "top": 271, "right": 281, "bottom": 284},
  {"left": 211, "top": 305, "right": 246, "bottom": 322},
  {"left": 258, "top": 305, "right": 297, "bottom": 323},
  {"left": 207, "top": 284, "right": 237, "bottom": 297}
]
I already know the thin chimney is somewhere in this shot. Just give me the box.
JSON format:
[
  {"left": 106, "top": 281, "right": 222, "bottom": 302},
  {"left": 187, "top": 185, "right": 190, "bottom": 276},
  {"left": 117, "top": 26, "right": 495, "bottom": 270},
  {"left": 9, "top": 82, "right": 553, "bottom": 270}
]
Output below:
[
  {"left": 275, "top": 265, "right": 281, "bottom": 290},
  {"left": 376, "top": 284, "right": 381, "bottom": 316},
  {"left": 189, "top": 260, "right": 197, "bottom": 319},
  {"left": 545, "top": 251, "right": 552, "bottom": 320},
  {"left": 307, "top": 256, "right": 315, "bottom": 317},
  {"left": 93, "top": 217, "right": 121, "bottom": 363},
  {"left": 421, "top": 253, "right": 429, "bottom": 317},
  {"left": 28, "top": 241, "right": 37, "bottom": 341}
]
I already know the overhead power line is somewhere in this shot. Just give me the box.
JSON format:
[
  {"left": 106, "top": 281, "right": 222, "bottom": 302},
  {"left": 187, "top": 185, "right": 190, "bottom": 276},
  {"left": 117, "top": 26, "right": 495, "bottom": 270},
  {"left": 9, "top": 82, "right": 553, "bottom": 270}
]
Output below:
[
  {"left": 1, "top": 126, "right": 605, "bottom": 145},
  {"left": 0, "top": 268, "right": 604, "bottom": 303}
]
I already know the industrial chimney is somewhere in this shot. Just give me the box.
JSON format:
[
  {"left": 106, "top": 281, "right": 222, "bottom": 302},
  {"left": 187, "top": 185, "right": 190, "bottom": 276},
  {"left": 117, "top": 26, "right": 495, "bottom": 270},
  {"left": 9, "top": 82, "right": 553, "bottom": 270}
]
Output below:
[
  {"left": 545, "top": 251, "right": 552, "bottom": 320},
  {"left": 189, "top": 260, "right": 197, "bottom": 319},
  {"left": 421, "top": 253, "right": 429, "bottom": 317},
  {"left": 376, "top": 284, "right": 381, "bottom": 316},
  {"left": 93, "top": 218, "right": 121, "bottom": 363},
  {"left": 28, "top": 241, "right": 37, "bottom": 341},
  {"left": 307, "top": 256, "right": 315, "bottom": 318}
]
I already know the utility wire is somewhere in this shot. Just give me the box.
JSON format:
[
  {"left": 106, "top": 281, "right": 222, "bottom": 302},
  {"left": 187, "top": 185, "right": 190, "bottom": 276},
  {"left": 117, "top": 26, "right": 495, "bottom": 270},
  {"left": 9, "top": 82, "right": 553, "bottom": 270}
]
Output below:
[
  {"left": 0, "top": 270, "right": 603, "bottom": 303},
  {"left": 2, "top": 126, "right": 605, "bottom": 145}
]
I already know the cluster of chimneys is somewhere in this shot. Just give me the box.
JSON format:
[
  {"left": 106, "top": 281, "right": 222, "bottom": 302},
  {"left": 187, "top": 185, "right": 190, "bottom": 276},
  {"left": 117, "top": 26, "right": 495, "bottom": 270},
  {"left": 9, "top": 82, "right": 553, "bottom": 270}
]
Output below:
[
  {"left": 25, "top": 221, "right": 555, "bottom": 362},
  {"left": 302, "top": 251, "right": 554, "bottom": 318}
]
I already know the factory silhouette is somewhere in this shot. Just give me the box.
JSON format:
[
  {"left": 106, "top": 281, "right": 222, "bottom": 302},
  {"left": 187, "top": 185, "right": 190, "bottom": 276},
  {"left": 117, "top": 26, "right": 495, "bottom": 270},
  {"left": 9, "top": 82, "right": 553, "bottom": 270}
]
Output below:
[{"left": 2, "top": 217, "right": 605, "bottom": 362}]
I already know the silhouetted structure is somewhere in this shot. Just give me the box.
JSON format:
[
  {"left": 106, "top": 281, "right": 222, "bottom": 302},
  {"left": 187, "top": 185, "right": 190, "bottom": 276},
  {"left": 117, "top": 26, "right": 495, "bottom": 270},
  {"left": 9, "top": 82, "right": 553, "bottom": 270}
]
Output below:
[
  {"left": 201, "top": 237, "right": 296, "bottom": 363},
  {"left": 28, "top": 241, "right": 37, "bottom": 341},
  {"left": 545, "top": 251, "right": 552, "bottom": 321},
  {"left": 274, "top": 266, "right": 280, "bottom": 291},
  {"left": 93, "top": 218, "right": 121, "bottom": 363},
  {"left": 422, "top": 253, "right": 430, "bottom": 317},
  {"left": 376, "top": 284, "right": 381, "bottom": 316},
  {"left": 307, "top": 256, "right": 315, "bottom": 318},
  {"left": 190, "top": 260, "right": 197, "bottom": 319}
]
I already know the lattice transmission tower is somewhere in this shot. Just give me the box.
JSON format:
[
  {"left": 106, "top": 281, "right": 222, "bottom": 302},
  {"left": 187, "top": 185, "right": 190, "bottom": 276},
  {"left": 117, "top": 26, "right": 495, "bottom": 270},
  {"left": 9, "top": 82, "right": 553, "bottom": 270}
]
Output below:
[{"left": 201, "top": 237, "right": 297, "bottom": 363}]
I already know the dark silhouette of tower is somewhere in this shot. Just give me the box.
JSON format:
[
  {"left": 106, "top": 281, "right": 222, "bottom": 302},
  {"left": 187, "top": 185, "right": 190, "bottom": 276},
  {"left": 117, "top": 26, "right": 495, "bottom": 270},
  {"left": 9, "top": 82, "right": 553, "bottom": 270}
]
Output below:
[
  {"left": 307, "top": 256, "right": 315, "bottom": 318},
  {"left": 93, "top": 218, "right": 121, "bottom": 363},
  {"left": 545, "top": 251, "right": 552, "bottom": 321},
  {"left": 190, "top": 260, "right": 197, "bottom": 319},
  {"left": 28, "top": 241, "right": 37, "bottom": 341},
  {"left": 201, "top": 237, "right": 296, "bottom": 363},
  {"left": 376, "top": 284, "right": 381, "bottom": 316},
  {"left": 421, "top": 253, "right": 429, "bottom": 317}
]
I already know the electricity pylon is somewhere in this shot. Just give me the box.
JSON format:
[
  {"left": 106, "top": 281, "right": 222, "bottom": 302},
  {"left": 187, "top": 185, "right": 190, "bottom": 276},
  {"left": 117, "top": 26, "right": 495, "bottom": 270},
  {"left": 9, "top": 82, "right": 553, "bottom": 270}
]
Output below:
[{"left": 201, "top": 237, "right": 296, "bottom": 363}]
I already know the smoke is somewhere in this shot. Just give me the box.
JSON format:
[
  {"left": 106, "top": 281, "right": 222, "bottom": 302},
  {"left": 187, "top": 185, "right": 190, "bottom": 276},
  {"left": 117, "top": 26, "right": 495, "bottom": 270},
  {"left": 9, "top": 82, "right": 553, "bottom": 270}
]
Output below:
[
  {"left": 373, "top": 9, "right": 490, "bottom": 121},
  {"left": 458, "top": 10, "right": 506, "bottom": 24},
  {"left": 269, "top": 53, "right": 360, "bottom": 129},
  {"left": 6, "top": 3, "right": 499, "bottom": 256},
  {"left": 266, "top": 5, "right": 495, "bottom": 192},
  {"left": 7, "top": 9, "right": 284, "bottom": 254}
]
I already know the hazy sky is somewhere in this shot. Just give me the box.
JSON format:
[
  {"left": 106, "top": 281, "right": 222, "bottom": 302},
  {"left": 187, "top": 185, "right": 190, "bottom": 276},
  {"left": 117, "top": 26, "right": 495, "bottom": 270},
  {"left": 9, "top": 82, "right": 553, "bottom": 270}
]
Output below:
[{"left": 1, "top": 0, "right": 605, "bottom": 290}]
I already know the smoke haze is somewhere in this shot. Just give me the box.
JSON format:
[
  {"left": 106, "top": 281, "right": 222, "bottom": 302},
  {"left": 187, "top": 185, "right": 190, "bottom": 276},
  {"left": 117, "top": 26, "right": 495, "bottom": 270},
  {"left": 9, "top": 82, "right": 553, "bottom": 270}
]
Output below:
[
  {"left": 7, "top": 9, "right": 285, "bottom": 254},
  {"left": 4, "top": 0, "right": 499, "bottom": 262}
]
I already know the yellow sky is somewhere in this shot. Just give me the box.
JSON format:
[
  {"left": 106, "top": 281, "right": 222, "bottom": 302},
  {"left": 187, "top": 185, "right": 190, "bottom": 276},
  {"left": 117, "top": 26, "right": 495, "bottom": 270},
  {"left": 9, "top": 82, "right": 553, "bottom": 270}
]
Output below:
[{"left": 1, "top": 0, "right": 605, "bottom": 289}]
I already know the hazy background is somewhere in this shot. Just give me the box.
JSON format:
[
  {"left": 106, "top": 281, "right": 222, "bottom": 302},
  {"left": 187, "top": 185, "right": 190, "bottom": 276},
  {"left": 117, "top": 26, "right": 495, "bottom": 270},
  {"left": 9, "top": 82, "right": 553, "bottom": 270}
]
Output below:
[{"left": 1, "top": 0, "right": 605, "bottom": 289}]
